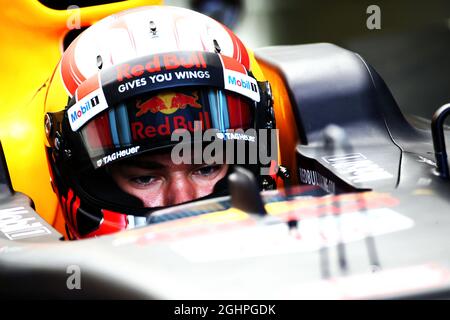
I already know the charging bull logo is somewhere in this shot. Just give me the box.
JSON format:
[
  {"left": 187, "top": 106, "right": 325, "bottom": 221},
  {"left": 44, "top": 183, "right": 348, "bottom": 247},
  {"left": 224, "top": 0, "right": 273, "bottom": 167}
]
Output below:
[
  {"left": 131, "top": 91, "right": 210, "bottom": 141},
  {"left": 136, "top": 92, "right": 202, "bottom": 117}
]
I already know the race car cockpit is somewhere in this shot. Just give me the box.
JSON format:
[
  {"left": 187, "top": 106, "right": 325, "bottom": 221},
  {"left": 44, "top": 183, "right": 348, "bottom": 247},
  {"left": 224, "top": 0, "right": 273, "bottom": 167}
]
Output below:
[{"left": 1, "top": 2, "right": 450, "bottom": 300}]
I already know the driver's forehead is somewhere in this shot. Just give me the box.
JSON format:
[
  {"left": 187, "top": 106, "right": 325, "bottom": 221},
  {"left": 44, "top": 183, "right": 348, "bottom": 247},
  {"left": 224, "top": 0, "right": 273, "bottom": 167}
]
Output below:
[
  {"left": 117, "top": 151, "right": 181, "bottom": 170},
  {"left": 115, "top": 147, "right": 225, "bottom": 169},
  {"left": 112, "top": 151, "right": 211, "bottom": 172},
  {"left": 136, "top": 151, "right": 174, "bottom": 164}
]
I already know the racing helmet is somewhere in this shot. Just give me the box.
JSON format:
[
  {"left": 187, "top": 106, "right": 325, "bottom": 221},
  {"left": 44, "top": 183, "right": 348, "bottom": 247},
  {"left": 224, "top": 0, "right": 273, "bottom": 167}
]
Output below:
[{"left": 44, "top": 6, "right": 276, "bottom": 239}]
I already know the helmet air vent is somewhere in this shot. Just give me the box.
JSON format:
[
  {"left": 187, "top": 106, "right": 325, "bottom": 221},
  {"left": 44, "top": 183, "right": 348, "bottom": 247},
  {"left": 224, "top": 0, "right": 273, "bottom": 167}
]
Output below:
[
  {"left": 213, "top": 39, "right": 221, "bottom": 53},
  {"left": 96, "top": 55, "right": 103, "bottom": 70},
  {"left": 149, "top": 21, "right": 157, "bottom": 36}
]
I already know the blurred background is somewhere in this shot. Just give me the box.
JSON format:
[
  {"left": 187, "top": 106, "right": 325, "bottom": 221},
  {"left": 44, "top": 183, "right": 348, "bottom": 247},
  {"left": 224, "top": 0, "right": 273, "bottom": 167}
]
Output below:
[
  {"left": 165, "top": 0, "right": 450, "bottom": 121},
  {"left": 38, "top": 0, "right": 450, "bottom": 119}
]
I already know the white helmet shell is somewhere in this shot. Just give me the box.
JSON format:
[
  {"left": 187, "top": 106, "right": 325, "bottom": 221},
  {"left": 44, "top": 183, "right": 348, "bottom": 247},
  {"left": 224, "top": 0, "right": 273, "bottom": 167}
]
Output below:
[{"left": 61, "top": 6, "right": 251, "bottom": 96}]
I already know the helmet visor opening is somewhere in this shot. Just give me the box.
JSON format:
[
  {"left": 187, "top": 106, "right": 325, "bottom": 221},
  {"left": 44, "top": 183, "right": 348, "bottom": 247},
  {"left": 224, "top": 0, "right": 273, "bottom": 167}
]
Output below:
[
  {"left": 79, "top": 86, "right": 254, "bottom": 169},
  {"left": 71, "top": 86, "right": 255, "bottom": 212}
]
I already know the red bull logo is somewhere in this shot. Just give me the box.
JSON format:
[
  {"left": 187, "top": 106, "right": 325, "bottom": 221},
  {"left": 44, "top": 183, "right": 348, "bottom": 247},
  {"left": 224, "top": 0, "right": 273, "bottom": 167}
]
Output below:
[
  {"left": 116, "top": 52, "right": 207, "bottom": 82},
  {"left": 131, "top": 112, "right": 211, "bottom": 141},
  {"left": 136, "top": 92, "right": 202, "bottom": 117}
]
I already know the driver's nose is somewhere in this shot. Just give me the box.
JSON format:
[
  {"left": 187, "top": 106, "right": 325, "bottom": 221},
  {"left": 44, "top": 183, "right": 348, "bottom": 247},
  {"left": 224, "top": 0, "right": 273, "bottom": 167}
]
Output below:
[{"left": 163, "top": 174, "right": 197, "bottom": 206}]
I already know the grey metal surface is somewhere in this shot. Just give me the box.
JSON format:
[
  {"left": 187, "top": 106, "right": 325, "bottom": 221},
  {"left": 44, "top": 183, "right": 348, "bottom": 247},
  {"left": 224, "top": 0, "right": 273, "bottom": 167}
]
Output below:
[
  {"left": 0, "top": 193, "right": 62, "bottom": 242},
  {"left": 1, "top": 43, "right": 449, "bottom": 299},
  {"left": 1, "top": 185, "right": 450, "bottom": 299}
]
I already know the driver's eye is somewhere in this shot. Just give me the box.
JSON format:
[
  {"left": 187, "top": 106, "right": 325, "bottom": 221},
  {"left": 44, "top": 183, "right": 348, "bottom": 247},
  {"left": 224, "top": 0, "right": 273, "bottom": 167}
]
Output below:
[
  {"left": 193, "top": 164, "right": 222, "bottom": 177},
  {"left": 131, "top": 176, "right": 156, "bottom": 186}
]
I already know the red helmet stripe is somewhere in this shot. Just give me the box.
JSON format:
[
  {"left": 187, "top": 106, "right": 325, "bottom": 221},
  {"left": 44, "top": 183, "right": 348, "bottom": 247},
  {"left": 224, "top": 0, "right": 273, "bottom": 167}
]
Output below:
[
  {"left": 61, "top": 37, "right": 86, "bottom": 95},
  {"left": 221, "top": 55, "right": 246, "bottom": 74},
  {"left": 61, "top": 195, "right": 68, "bottom": 223},
  {"left": 76, "top": 74, "right": 100, "bottom": 100},
  {"left": 65, "top": 189, "right": 75, "bottom": 228},
  {"left": 85, "top": 210, "right": 129, "bottom": 237},
  {"left": 71, "top": 195, "right": 81, "bottom": 231},
  {"left": 222, "top": 24, "right": 250, "bottom": 70}
]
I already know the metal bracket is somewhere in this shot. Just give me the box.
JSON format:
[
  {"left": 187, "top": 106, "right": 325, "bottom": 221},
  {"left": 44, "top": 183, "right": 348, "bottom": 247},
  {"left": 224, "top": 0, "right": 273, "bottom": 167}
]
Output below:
[{"left": 431, "top": 103, "right": 450, "bottom": 178}]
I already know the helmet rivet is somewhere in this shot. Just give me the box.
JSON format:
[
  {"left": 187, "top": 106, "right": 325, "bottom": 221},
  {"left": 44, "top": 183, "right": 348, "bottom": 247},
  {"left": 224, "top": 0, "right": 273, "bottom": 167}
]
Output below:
[
  {"left": 265, "top": 120, "right": 274, "bottom": 129},
  {"left": 96, "top": 55, "right": 103, "bottom": 70},
  {"left": 213, "top": 39, "right": 221, "bottom": 53},
  {"left": 149, "top": 21, "right": 157, "bottom": 35},
  {"left": 64, "top": 149, "right": 72, "bottom": 159},
  {"left": 44, "top": 113, "right": 52, "bottom": 138},
  {"left": 54, "top": 137, "right": 60, "bottom": 150}
]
